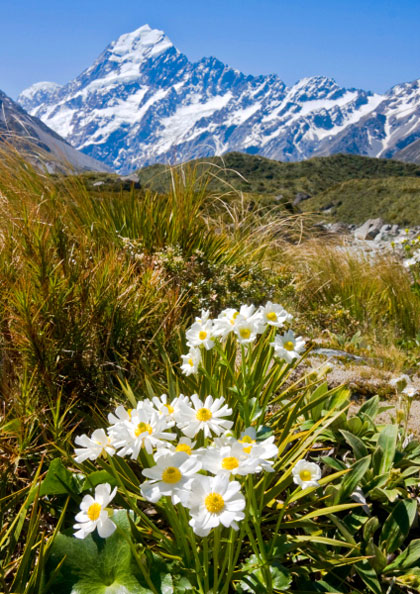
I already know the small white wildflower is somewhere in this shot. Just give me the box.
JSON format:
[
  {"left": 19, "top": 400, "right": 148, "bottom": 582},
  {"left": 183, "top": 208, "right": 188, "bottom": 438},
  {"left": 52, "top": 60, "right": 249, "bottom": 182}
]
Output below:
[
  {"left": 141, "top": 451, "right": 201, "bottom": 505},
  {"left": 292, "top": 460, "right": 322, "bottom": 490},
  {"left": 187, "top": 474, "right": 245, "bottom": 536},
  {"left": 180, "top": 347, "right": 201, "bottom": 375},
  {"left": 186, "top": 320, "right": 214, "bottom": 350},
  {"left": 73, "top": 483, "right": 117, "bottom": 539},
  {"left": 271, "top": 330, "right": 305, "bottom": 363},
  {"left": 403, "top": 385, "right": 418, "bottom": 398},
  {"left": 74, "top": 429, "right": 115, "bottom": 463},
  {"left": 389, "top": 374, "right": 410, "bottom": 392},
  {"left": 259, "top": 302, "right": 293, "bottom": 328},
  {"left": 175, "top": 394, "right": 233, "bottom": 438}
]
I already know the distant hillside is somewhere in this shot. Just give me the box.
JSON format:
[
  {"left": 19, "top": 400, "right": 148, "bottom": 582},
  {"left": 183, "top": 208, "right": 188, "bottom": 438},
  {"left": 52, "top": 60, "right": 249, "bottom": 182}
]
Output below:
[
  {"left": 137, "top": 152, "right": 420, "bottom": 225},
  {"left": 139, "top": 150, "right": 418, "bottom": 192},
  {"left": 302, "top": 177, "right": 420, "bottom": 225}
]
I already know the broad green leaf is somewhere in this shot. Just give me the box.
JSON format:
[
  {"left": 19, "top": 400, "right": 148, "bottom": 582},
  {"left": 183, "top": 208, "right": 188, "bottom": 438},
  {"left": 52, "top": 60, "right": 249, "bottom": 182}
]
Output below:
[
  {"left": 239, "top": 555, "right": 291, "bottom": 592},
  {"left": 363, "top": 516, "right": 380, "bottom": 542},
  {"left": 384, "top": 539, "right": 420, "bottom": 572},
  {"left": 336, "top": 455, "right": 371, "bottom": 502},
  {"left": 366, "top": 541, "right": 387, "bottom": 573},
  {"left": 81, "top": 471, "right": 118, "bottom": 491},
  {"left": 339, "top": 429, "right": 368, "bottom": 459},
  {"left": 355, "top": 561, "right": 383, "bottom": 594},
  {"left": 380, "top": 499, "right": 417, "bottom": 554},
  {"left": 357, "top": 396, "right": 380, "bottom": 420},
  {"left": 346, "top": 416, "right": 363, "bottom": 435},
  {"left": 377, "top": 424, "right": 398, "bottom": 474},
  {"left": 40, "top": 458, "right": 79, "bottom": 496},
  {"left": 47, "top": 510, "right": 148, "bottom": 593}
]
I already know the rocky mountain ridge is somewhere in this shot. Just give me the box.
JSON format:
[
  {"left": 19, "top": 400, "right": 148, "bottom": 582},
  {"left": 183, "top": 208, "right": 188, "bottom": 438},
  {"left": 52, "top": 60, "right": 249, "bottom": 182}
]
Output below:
[
  {"left": 18, "top": 25, "right": 420, "bottom": 173},
  {"left": 0, "top": 89, "right": 109, "bottom": 172}
]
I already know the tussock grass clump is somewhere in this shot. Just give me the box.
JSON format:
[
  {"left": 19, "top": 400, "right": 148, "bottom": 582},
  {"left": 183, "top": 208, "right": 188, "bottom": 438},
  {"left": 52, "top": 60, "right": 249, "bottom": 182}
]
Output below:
[{"left": 283, "top": 239, "right": 420, "bottom": 345}]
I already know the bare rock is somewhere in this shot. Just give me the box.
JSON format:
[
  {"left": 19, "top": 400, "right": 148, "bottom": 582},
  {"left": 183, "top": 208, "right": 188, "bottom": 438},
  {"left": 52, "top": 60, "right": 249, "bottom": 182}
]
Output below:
[{"left": 355, "top": 218, "right": 384, "bottom": 240}]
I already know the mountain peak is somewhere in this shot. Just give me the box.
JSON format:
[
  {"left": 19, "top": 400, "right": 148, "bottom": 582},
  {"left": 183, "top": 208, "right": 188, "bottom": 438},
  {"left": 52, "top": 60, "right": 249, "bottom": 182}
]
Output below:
[
  {"left": 108, "top": 24, "right": 175, "bottom": 62},
  {"left": 18, "top": 81, "right": 62, "bottom": 112}
]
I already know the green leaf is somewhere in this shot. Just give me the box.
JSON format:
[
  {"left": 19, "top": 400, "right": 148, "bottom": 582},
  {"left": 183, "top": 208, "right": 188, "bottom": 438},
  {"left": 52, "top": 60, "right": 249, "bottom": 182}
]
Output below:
[
  {"left": 40, "top": 458, "right": 79, "bottom": 496},
  {"left": 339, "top": 429, "right": 368, "bottom": 459},
  {"left": 47, "top": 510, "right": 149, "bottom": 593},
  {"left": 355, "top": 561, "right": 383, "bottom": 594},
  {"left": 336, "top": 455, "right": 371, "bottom": 502},
  {"left": 380, "top": 499, "right": 417, "bottom": 554},
  {"left": 376, "top": 424, "right": 398, "bottom": 474},
  {"left": 363, "top": 517, "right": 380, "bottom": 542},
  {"left": 238, "top": 555, "right": 291, "bottom": 592},
  {"left": 384, "top": 539, "right": 420, "bottom": 573},
  {"left": 357, "top": 396, "right": 380, "bottom": 420},
  {"left": 366, "top": 541, "right": 387, "bottom": 573},
  {"left": 81, "top": 471, "right": 118, "bottom": 492}
]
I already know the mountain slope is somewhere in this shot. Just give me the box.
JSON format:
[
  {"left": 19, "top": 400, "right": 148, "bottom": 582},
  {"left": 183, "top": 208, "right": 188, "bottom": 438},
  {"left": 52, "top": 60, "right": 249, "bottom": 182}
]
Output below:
[
  {"left": 137, "top": 152, "right": 420, "bottom": 196},
  {"left": 0, "top": 89, "right": 110, "bottom": 172},
  {"left": 18, "top": 25, "right": 420, "bottom": 173}
]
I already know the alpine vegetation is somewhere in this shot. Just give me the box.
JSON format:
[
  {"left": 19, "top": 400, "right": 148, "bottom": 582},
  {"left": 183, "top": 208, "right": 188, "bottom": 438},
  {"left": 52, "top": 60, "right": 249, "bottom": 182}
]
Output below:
[{"left": 40, "top": 302, "right": 420, "bottom": 593}]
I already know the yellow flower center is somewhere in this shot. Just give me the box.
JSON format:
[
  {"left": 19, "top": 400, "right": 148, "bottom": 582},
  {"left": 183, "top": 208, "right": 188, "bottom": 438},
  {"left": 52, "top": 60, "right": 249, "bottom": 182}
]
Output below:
[
  {"left": 87, "top": 502, "right": 101, "bottom": 521},
  {"left": 239, "top": 328, "right": 251, "bottom": 339},
  {"left": 205, "top": 492, "right": 225, "bottom": 514},
  {"left": 188, "top": 358, "right": 194, "bottom": 366},
  {"left": 161, "top": 466, "right": 182, "bottom": 484},
  {"left": 196, "top": 407, "right": 212, "bottom": 421},
  {"left": 199, "top": 330, "right": 207, "bottom": 340},
  {"left": 230, "top": 311, "right": 239, "bottom": 325},
  {"left": 284, "top": 341, "right": 295, "bottom": 351},
  {"left": 299, "top": 469, "right": 313, "bottom": 482},
  {"left": 239, "top": 435, "right": 254, "bottom": 444},
  {"left": 176, "top": 443, "right": 192, "bottom": 455},
  {"left": 135, "top": 422, "right": 153, "bottom": 437},
  {"left": 267, "top": 311, "right": 277, "bottom": 321},
  {"left": 239, "top": 435, "right": 256, "bottom": 454},
  {"left": 222, "top": 456, "right": 239, "bottom": 470},
  {"left": 164, "top": 404, "right": 175, "bottom": 414}
]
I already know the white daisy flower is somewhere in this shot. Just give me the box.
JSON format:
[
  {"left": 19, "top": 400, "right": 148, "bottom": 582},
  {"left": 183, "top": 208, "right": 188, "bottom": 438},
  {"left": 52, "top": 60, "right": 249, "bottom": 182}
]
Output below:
[
  {"left": 403, "top": 385, "right": 418, "bottom": 398},
  {"left": 259, "top": 302, "right": 293, "bottom": 328},
  {"left": 180, "top": 348, "right": 201, "bottom": 376},
  {"left": 237, "top": 428, "right": 278, "bottom": 471},
  {"left": 74, "top": 428, "right": 115, "bottom": 463},
  {"left": 151, "top": 393, "right": 189, "bottom": 424},
  {"left": 112, "top": 409, "right": 175, "bottom": 458},
  {"left": 247, "top": 437, "right": 278, "bottom": 472},
  {"left": 187, "top": 474, "right": 245, "bottom": 537},
  {"left": 141, "top": 451, "right": 201, "bottom": 505},
  {"left": 271, "top": 330, "right": 305, "bottom": 363},
  {"left": 212, "top": 308, "right": 240, "bottom": 338},
  {"left": 201, "top": 442, "right": 259, "bottom": 476},
  {"left": 153, "top": 436, "right": 197, "bottom": 459},
  {"left": 175, "top": 394, "right": 233, "bottom": 438},
  {"left": 108, "top": 404, "right": 133, "bottom": 427},
  {"left": 186, "top": 319, "right": 214, "bottom": 350},
  {"left": 233, "top": 314, "right": 261, "bottom": 344},
  {"left": 194, "top": 309, "right": 211, "bottom": 324},
  {"left": 73, "top": 483, "right": 117, "bottom": 539},
  {"left": 292, "top": 459, "right": 322, "bottom": 490},
  {"left": 237, "top": 427, "right": 257, "bottom": 454},
  {"left": 389, "top": 374, "right": 410, "bottom": 392}
]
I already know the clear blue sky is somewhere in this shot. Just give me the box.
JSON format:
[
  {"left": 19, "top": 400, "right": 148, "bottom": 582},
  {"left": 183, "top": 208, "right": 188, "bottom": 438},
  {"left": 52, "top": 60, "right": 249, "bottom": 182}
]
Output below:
[{"left": 1, "top": 0, "right": 419, "bottom": 99}]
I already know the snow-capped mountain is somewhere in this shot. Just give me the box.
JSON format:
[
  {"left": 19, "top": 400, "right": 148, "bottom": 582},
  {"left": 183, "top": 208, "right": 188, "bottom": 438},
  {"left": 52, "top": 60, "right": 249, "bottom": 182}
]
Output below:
[
  {"left": 18, "top": 25, "right": 420, "bottom": 173},
  {"left": 0, "top": 89, "right": 109, "bottom": 172}
]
